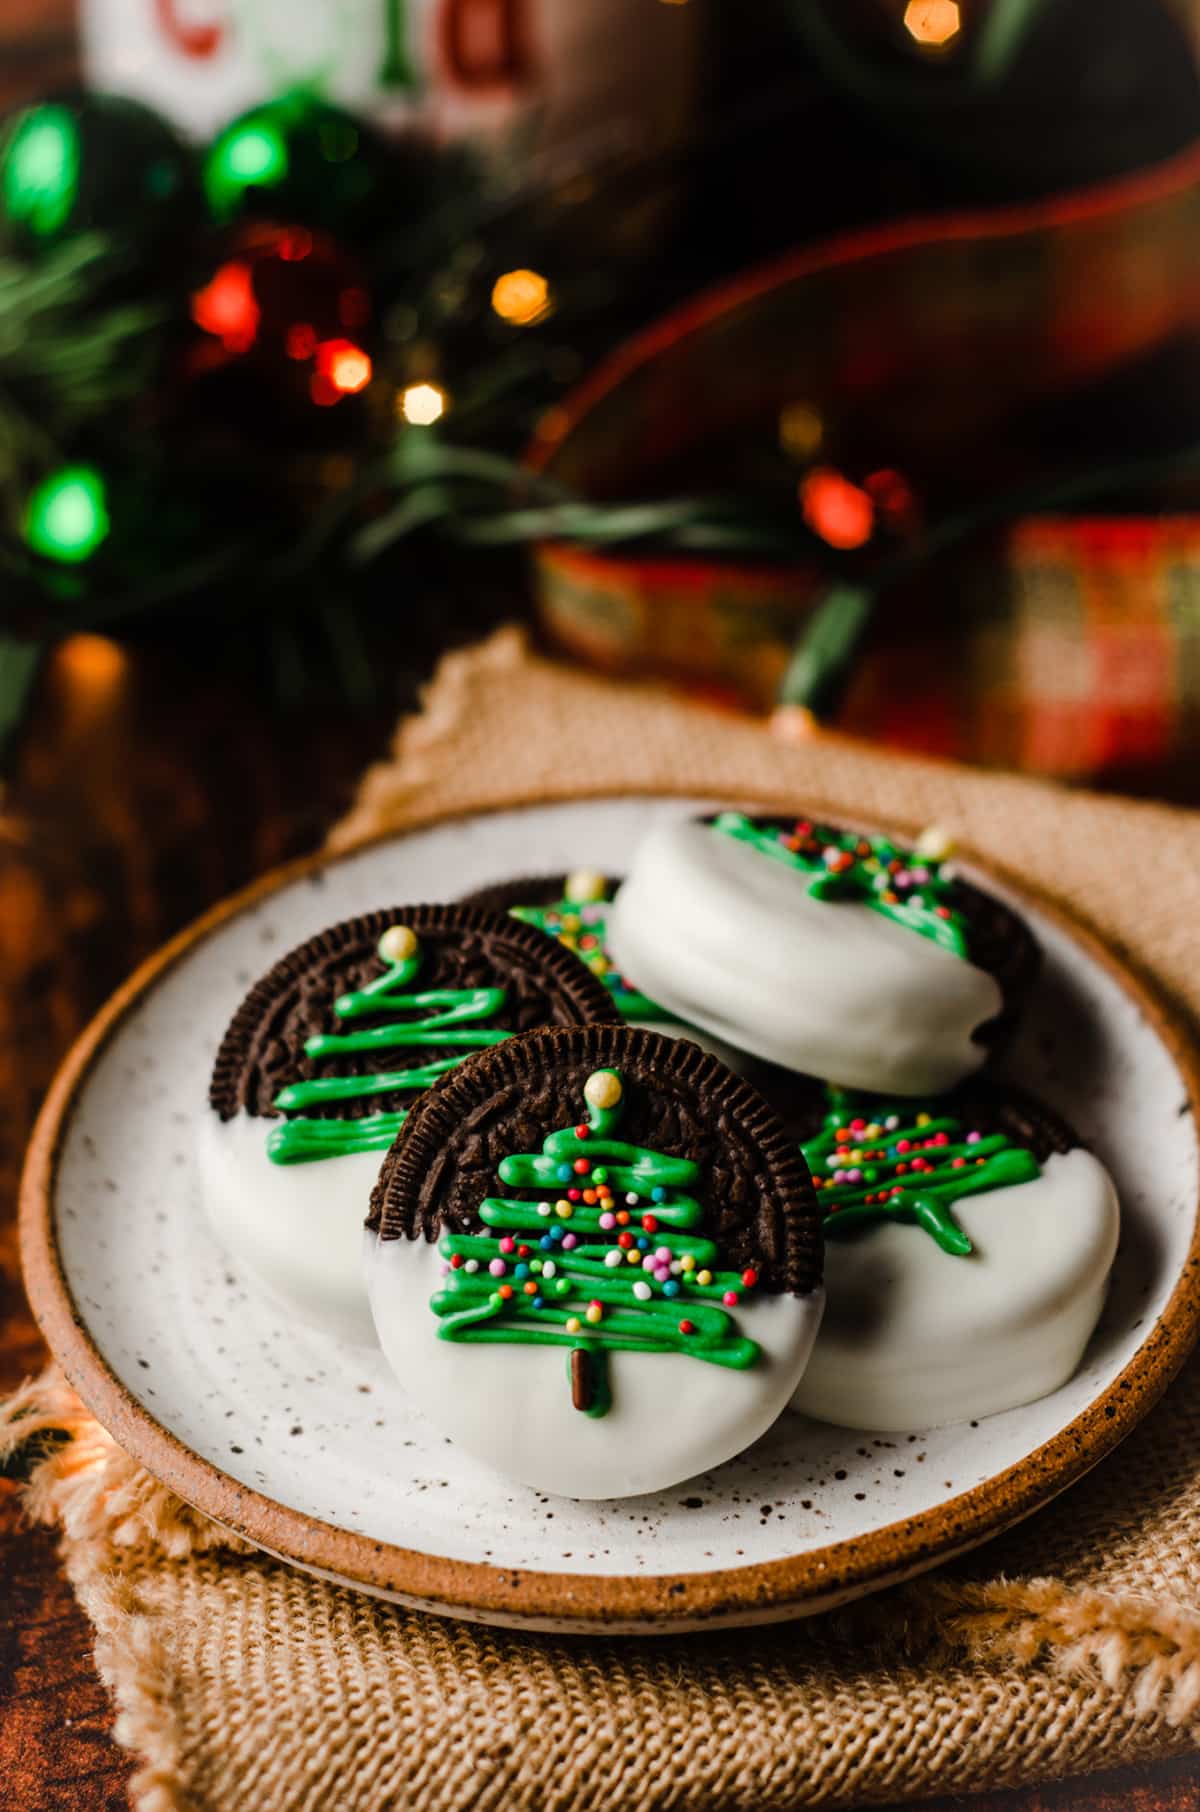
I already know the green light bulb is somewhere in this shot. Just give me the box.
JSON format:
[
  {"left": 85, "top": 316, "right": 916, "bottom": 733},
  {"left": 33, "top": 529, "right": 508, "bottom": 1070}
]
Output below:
[
  {"left": 26, "top": 467, "right": 110, "bottom": 564},
  {"left": 204, "top": 119, "right": 288, "bottom": 219},
  {"left": 2, "top": 104, "right": 81, "bottom": 239}
]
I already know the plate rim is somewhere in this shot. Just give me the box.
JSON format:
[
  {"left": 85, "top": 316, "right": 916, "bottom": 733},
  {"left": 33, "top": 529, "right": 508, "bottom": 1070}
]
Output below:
[{"left": 20, "top": 792, "right": 1200, "bottom": 1631}]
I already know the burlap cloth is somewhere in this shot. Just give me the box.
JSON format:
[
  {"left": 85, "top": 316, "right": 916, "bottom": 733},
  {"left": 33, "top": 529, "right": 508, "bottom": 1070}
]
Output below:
[{"left": 9, "top": 626, "right": 1200, "bottom": 1811}]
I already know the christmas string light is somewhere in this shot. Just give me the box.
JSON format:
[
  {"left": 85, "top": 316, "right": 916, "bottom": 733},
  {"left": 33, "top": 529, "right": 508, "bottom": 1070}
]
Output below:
[
  {"left": 1, "top": 103, "right": 79, "bottom": 239},
  {"left": 399, "top": 382, "right": 448, "bottom": 426},
  {"left": 903, "top": 0, "right": 962, "bottom": 47},
  {"left": 191, "top": 259, "right": 260, "bottom": 352},
  {"left": 204, "top": 119, "right": 288, "bottom": 219},
  {"left": 311, "top": 338, "right": 373, "bottom": 404},
  {"left": 800, "top": 468, "right": 874, "bottom": 550},
  {"left": 491, "top": 268, "right": 552, "bottom": 326},
  {"left": 25, "top": 466, "right": 110, "bottom": 564}
]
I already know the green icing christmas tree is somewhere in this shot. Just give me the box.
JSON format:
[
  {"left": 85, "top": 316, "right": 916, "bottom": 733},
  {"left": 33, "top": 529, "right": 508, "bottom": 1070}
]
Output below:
[
  {"left": 431, "top": 1067, "right": 760, "bottom": 1416},
  {"left": 802, "top": 1089, "right": 1041, "bottom": 1256},
  {"left": 268, "top": 923, "right": 509, "bottom": 1165},
  {"left": 713, "top": 811, "right": 969, "bottom": 957},
  {"left": 508, "top": 867, "right": 665, "bottom": 1020}
]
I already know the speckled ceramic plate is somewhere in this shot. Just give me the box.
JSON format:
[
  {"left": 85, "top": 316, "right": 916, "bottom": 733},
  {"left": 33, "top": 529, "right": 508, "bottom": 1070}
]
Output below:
[{"left": 21, "top": 798, "right": 1200, "bottom": 1634}]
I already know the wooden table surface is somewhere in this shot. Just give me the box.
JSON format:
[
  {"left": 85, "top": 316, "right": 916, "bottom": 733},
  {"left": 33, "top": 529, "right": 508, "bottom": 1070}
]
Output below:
[{"left": 0, "top": 629, "right": 1197, "bottom": 1811}]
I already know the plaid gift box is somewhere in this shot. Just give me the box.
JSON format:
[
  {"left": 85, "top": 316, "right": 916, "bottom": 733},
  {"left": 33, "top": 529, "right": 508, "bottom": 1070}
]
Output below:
[
  {"left": 531, "top": 142, "right": 1200, "bottom": 789},
  {"left": 836, "top": 516, "right": 1200, "bottom": 785}
]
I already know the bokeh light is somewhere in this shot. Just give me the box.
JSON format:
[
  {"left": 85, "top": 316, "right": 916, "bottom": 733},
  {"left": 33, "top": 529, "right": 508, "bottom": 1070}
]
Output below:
[
  {"left": 399, "top": 382, "right": 449, "bottom": 426},
  {"left": 2, "top": 104, "right": 80, "bottom": 238},
  {"left": 865, "top": 467, "right": 918, "bottom": 527},
  {"left": 26, "top": 466, "right": 110, "bottom": 563},
  {"left": 56, "top": 633, "right": 126, "bottom": 700},
  {"left": 903, "top": 0, "right": 962, "bottom": 46},
  {"left": 314, "top": 338, "right": 373, "bottom": 398},
  {"left": 779, "top": 401, "right": 824, "bottom": 461},
  {"left": 191, "top": 260, "right": 260, "bottom": 353},
  {"left": 205, "top": 119, "right": 288, "bottom": 218},
  {"left": 800, "top": 469, "right": 875, "bottom": 550},
  {"left": 491, "top": 268, "right": 553, "bottom": 327}
]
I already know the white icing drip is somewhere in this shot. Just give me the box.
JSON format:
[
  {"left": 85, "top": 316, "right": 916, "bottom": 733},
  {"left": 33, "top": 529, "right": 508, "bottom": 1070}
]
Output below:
[
  {"left": 607, "top": 819, "right": 1004, "bottom": 1095},
  {"left": 196, "top": 1113, "right": 379, "bottom": 1344},
  {"left": 791, "top": 1149, "right": 1119, "bottom": 1430},
  {"left": 366, "top": 1232, "right": 825, "bottom": 1499}
]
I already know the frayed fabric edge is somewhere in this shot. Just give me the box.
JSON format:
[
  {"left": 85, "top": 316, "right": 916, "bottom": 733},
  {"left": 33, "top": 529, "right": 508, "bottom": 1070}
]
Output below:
[{"left": 8, "top": 1365, "right": 1200, "bottom": 1812}]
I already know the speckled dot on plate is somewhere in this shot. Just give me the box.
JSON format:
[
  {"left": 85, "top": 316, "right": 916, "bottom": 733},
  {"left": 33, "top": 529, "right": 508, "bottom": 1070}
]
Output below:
[{"left": 24, "top": 798, "right": 1200, "bottom": 1634}]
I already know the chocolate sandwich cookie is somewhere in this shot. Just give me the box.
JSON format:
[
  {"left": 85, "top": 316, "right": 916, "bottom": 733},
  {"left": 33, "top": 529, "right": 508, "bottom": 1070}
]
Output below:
[
  {"left": 607, "top": 811, "right": 1040, "bottom": 1097},
  {"left": 789, "top": 1080, "right": 1119, "bottom": 1430},
  {"left": 365, "top": 1024, "right": 826, "bottom": 1498},
  {"left": 460, "top": 865, "right": 765, "bottom": 1079},
  {"left": 200, "top": 904, "right": 616, "bottom": 1342},
  {"left": 460, "top": 867, "right": 659, "bottom": 1018}
]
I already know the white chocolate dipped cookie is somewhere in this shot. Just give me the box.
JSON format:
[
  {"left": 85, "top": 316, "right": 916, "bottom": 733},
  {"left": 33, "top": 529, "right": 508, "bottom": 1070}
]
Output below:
[
  {"left": 365, "top": 1026, "right": 825, "bottom": 1499},
  {"left": 790, "top": 1087, "right": 1119, "bottom": 1430},
  {"left": 200, "top": 906, "right": 614, "bottom": 1342},
  {"left": 607, "top": 813, "right": 1039, "bottom": 1096},
  {"left": 460, "top": 865, "right": 752, "bottom": 1071}
]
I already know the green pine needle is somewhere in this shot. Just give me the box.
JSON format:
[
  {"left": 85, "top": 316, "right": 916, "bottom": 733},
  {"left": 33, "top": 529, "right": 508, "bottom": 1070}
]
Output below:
[
  {"left": 778, "top": 583, "right": 876, "bottom": 715},
  {"left": 0, "top": 233, "right": 164, "bottom": 500},
  {"left": 0, "top": 631, "right": 42, "bottom": 758}
]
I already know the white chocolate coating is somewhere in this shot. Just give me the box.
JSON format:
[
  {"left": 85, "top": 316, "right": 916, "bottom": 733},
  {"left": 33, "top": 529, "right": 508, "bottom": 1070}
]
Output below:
[
  {"left": 192, "top": 1019, "right": 742, "bottom": 1350},
  {"left": 792, "top": 1150, "right": 1119, "bottom": 1430},
  {"left": 515, "top": 892, "right": 752, "bottom": 1072},
  {"left": 367, "top": 1233, "right": 825, "bottom": 1498},
  {"left": 197, "top": 1113, "right": 379, "bottom": 1344},
  {"left": 607, "top": 819, "right": 1004, "bottom": 1095}
]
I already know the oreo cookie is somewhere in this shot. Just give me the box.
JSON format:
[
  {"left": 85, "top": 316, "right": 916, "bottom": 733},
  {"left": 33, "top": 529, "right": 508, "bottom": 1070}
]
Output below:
[
  {"left": 459, "top": 867, "right": 653, "bottom": 1018},
  {"left": 199, "top": 904, "right": 617, "bottom": 1342},
  {"left": 795, "top": 1077, "right": 1078, "bottom": 1171},
  {"left": 364, "top": 1025, "right": 826, "bottom": 1498},
  {"left": 789, "top": 1079, "right": 1119, "bottom": 1431},
  {"left": 459, "top": 872, "right": 582, "bottom": 914},
  {"left": 706, "top": 813, "right": 1040, "bottom": 1051},
  {"left": 607, "top": 811, "right": 1040, "bottom": 1097},
  {"left": 459, "top": 866, "right": 780, "bottom": 1098}
]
